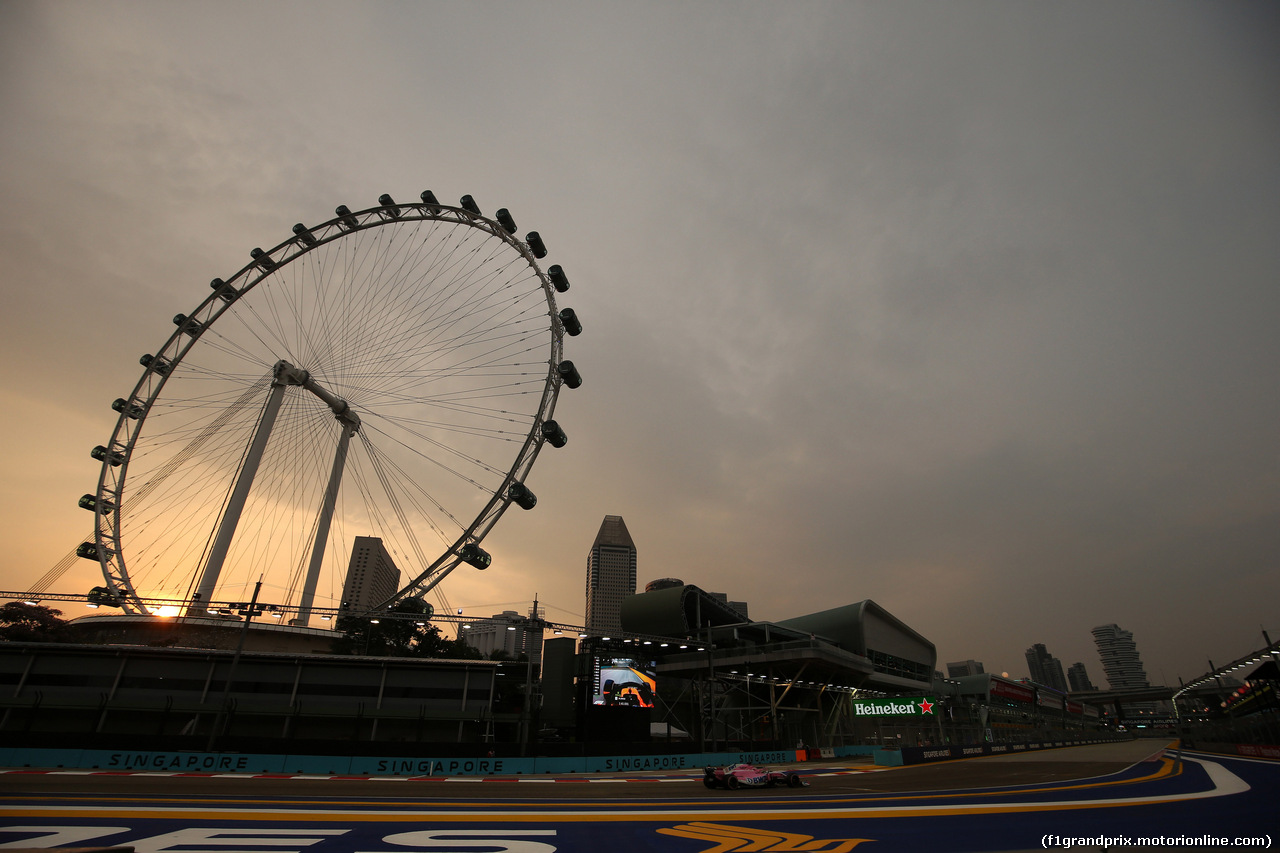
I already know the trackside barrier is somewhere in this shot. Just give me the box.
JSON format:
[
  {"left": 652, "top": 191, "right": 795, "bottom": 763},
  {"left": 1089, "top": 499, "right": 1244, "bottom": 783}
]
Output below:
[
  {"left": 1190, "top": 742, "right": 1280, "bottom": 760},
  {"left": 874, "top": 737, "right": 1131, "bottom": 767},
  {"left": 0, "top": 745, "right": 877, "bottom": 777},
  {"left": 798, "top": 747, "right": 839, "bottom": 761}
]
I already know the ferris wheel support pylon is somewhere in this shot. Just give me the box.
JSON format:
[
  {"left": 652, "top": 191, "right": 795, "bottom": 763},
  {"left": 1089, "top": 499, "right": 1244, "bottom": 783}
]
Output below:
[
  {"left": 295, "top": 416, "right": 356, "bottom": 627},
  {"left": 190, "top": 360, "right": 360, "bottom": 617}
]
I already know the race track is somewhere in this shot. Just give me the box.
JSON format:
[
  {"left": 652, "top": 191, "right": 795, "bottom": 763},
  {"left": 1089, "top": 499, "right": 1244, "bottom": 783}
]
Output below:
[{"left": 2, "top": 740, "right": 1276, "bottom": 852}]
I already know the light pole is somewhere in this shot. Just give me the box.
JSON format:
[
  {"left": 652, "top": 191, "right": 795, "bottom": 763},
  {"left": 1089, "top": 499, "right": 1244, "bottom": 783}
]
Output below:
[
  {"left": 519, "top": 596, "right": 544, "bottom": 756},
  {"left": 206, "top": 578, "right": 262, "bottom": 752}
]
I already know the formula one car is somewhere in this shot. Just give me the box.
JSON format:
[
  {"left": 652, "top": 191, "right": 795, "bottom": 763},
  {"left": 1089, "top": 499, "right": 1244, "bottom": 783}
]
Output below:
[{"left": 703, "top": 763, "right": 808, "bottom": 790}]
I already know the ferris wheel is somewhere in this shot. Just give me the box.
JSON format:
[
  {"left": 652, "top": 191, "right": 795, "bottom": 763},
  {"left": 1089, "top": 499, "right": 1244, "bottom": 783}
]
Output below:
[{"left": 78, "top": 192, "right": 582, "bottom": 624}]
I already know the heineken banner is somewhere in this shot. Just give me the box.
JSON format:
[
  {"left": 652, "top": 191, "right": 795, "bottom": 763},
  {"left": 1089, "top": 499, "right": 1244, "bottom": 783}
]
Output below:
[{"left": 851, "top": 696, "right": 937, "bottom": 717}]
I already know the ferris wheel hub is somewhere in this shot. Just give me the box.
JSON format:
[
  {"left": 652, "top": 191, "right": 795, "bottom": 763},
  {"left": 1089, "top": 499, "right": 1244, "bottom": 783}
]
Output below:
[{"left": 272, "top": 360, "right": 361, "bottom": 431}]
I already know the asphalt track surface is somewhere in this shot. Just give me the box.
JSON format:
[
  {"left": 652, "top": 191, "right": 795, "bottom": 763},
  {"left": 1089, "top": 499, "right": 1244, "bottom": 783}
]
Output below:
[{"left": 2, "top": 740, "right": 1277, "bottom": 852}]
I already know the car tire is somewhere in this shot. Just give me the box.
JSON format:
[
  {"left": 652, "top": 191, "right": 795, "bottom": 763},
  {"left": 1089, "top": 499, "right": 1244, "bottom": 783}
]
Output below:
[
  {"left": 788, "top": 773, "right": 803, "bottom": 788},
  {"left": 703, "top": 776, "right": 717, "bottom": 789},
  {"left": 726, "top": 775, "right": 739, "bottom": 790}
]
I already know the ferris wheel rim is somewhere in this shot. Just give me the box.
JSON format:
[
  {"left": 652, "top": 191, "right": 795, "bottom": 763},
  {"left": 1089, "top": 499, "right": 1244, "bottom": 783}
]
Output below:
[{"left": 89, "top": 196, "right": 571, "bottom": 617}]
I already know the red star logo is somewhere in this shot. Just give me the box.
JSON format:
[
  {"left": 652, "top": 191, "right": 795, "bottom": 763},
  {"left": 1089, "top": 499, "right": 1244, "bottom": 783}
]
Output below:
[{"left": 918, "top": 698, "right": 935, "bottom": 715}]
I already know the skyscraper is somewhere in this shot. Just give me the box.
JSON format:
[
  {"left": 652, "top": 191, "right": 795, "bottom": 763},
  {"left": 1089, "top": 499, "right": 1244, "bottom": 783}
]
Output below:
[
  {"left": 585, "top": 515, "right": 637, "bottom": 634},
  {"left": 1091, "top": 623, "right": 1151, "bottom": 689},
  {"left": 946, "top": 660, "right": 985, "bottom": 678},
  {"left": 1067, "top": 661, "right": 1098, "bottom": 692},
  {"left": 340, "top": 536, "right": 401, "bottom": 615},
  {"left": 1024, "top": 643, "right": 1069, "bottom": 693}
]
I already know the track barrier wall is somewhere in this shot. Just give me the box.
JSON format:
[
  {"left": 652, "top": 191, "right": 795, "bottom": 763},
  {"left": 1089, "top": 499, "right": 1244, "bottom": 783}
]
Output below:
[
  {"left": 0, "top": 740, "right": 1138, "bottom": 775},
  {"left": 873, "top": 737, "right": 1130, "bottom": 766},
  {"left": 0, "top": 745, "right": 878, "bottom": 776},
  {"left": 1190, "top": 742, "right": 1280, "bottom": 760}
]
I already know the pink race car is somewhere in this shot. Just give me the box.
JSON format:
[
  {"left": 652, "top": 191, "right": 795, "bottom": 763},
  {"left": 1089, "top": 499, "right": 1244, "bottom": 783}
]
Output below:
[{"left": 703, "top": 763, "right": 808, "bottom": 790}]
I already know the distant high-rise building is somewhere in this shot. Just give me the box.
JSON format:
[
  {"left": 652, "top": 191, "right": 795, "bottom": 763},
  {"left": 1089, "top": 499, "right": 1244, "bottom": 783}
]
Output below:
[
  {"left": 1067, "top": 661, "right": 1098, "bottom": 692},
  {"left": 707, "top": 591, "right": 749, "bottom": 621},
  {"left": 458, "top": 602, "right": 544, "bottom": 670},
  {"left": 340, "top": 536, "right": 401, "bottom": 615},
  {"left": 585, "top": 515, "right": 637, "bottom": 634},
  {"left": 946, "top": 660, "right": 985, "bottom": 678},
  {"left": 1025, "top": 643, "right": 1069, "bottom": 693},
  {"left": 1091, "top": 624, "right": 1151, "bottom": 690}
]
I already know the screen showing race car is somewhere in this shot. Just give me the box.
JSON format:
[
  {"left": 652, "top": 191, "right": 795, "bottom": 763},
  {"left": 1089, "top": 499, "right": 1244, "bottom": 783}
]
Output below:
[{"left": 592, "top": 657, "right": 657, "bottom": 708}]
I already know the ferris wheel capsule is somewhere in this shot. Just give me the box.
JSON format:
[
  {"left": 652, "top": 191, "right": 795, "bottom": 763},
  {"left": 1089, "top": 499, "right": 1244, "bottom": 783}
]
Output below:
[
  {"left": 526, "top": 231, "right": 548, "bottom": 258},
  {"left": 91, "top": 445, "right": 124, "bottom": 466},
  {"left": 334, "top": 205, "right": 359, "bottom": 229},
  {"left": 507, "top": 481, "right": 537, "bottom": 510},
  {"left": 557, "top": 360, "right": 582, "bottom": 388},
  {"left": 292, "top": 223, "right": 318, "bottom": 246},
  {"left": 548, "top": 265, "right": 570, "bottom": 292},
  {"left": 112, "top": 398, "right": 143, "bottom": 419},
  {"left": 249, "top": 248, "right": 277, "bottom": 271},
  {"left": 210, "top": 278, "right": 239, "bottom": 302},
  {"left": 558, "top": 308, "right": 582, "bottom": 336},
  {"left": 173, "top": 314, "right": 204, "bottom": 335},
  {"left": 460, "top": 542, "right": 492, "bottom": 570},
  {"left": 541, "top": 420, "right": 568, "bottom": 448},
  {"left": 496, "top": 208, "right": 518, "bottom": 234},
  {"left": 139, "top": 353, "right": 171, "bottom": 375},
  {"left": 377, "top": 194, "right": 402, "bottom": 219}
]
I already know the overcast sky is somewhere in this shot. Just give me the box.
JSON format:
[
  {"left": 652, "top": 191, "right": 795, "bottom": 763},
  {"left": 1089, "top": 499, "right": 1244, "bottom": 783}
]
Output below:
[{"left": 2, "top": 1, "right": 1276, "bottom": 687}]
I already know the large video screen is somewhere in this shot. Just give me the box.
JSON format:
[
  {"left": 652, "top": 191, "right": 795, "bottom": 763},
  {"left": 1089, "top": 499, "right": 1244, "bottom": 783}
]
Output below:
[{"left": 592, "top": 657, "right": 657, "bottom": 708}]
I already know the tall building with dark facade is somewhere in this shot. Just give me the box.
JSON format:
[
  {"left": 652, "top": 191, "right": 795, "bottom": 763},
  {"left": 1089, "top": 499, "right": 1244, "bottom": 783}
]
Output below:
[
  {"left": 341, "top": 536, "right": 401, "bottom": 614},
  {"left": 585, "top": 515, "right": 637, "bottom": 634},
  {"left": 1067, "top": 661, "right": 1098, "bottom": 692},
  {"left": 1025, "top": 643, "right": 1069, "bottom": 693},
  {"left": 1091, "top": 623, "right": 1151, "bottom": 689}
]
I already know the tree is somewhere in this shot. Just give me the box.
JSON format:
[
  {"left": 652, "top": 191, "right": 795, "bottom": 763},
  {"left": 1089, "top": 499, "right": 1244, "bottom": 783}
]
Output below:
[
  {"left": 331, "top": 598, "right": 482, "bottom": 658},
  {"left": 0, "top": 602, "right": 71, "bottom": 643},
  {"left": 332, "top": 599, "right": 425, "bottom": 656},
  {"left": 416, "top": 625, "right": 484, "bottom": 659}
]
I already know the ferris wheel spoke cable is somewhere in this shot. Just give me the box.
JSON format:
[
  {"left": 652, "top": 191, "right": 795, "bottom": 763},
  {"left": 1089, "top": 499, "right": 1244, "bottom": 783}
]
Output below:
[
  {"left": 394, "top": 320, "right": 544, "bottom": 392},
  {"left": 360, "top": 414, "right": 508, "bottom": 482},
  {"left": 345, "top": 448, "right": 453, "bottom": 598},
  {"left": 355, "top": 448, "right": 460, "bottom": 581},
  {"left": 339, "top": 450, "right": 455, "bottom": 617},
  {"left": 325, "top": 228, "right": 427, "bottom": 380},
  {"left": 327, "top": 230, "right": 537, "bottom": 407},
  {"left": 130, "top": 386, "right": 270, "bottom": 598},
  {"left": 360, "top": 424, "right": 489, "bottom": 514},
  {"left": 362, "top": 447, "right": 439, "bottom": 575},
  {"left": 407, "top": 274, "right": 530, "bottom": 367},
  {"left": 36, "top": 378, "right": 272, "bottom": 598},
  {"left": 374, "top": 410, "right": 522, "bottom": 441}
]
